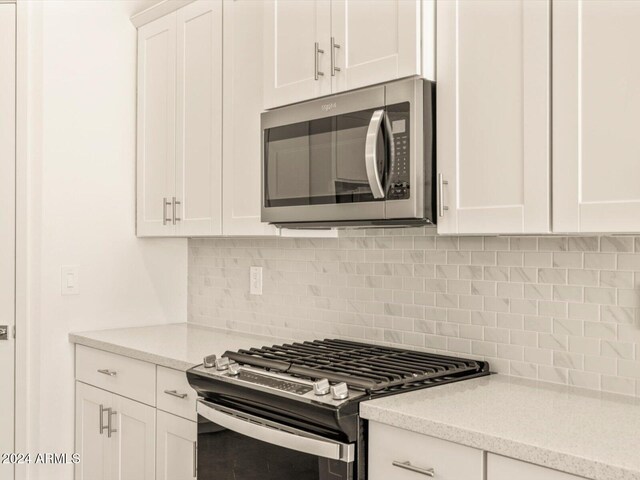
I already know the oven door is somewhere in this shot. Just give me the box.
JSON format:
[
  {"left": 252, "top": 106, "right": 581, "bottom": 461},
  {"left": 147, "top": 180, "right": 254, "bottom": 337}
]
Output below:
[
  {"left": 196, "top": 400, "right": 356, "bottom": 480},
  {"left": 261, "top": 86, "right": 389, "bottom": 225}
]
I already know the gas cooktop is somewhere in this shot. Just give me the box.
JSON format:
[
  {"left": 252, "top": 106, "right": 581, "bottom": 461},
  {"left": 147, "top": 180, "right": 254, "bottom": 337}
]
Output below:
[{"left": 187, "top": 338, "right": 490, "bottom": 408}]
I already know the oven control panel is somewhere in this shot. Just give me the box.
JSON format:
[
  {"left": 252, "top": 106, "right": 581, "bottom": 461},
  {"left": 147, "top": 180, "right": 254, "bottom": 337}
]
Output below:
[{"left": 236, "top": 371, "right": 313, "bottom": 396}]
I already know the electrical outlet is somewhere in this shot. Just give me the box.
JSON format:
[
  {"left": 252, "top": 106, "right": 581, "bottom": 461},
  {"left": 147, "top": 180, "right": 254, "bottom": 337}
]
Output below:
[{"left": 250, "top": 266, "right": 263, "bottom": 295}]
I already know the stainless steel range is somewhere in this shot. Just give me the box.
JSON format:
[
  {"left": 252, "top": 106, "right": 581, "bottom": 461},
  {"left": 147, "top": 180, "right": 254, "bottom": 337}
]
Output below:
[{"left": 187, "top": 338, "right": 490, "bottom": 480}]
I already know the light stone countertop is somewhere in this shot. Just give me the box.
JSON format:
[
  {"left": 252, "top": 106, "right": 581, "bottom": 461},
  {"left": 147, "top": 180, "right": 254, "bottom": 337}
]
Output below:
[
  {"left": 361, "top": 374, "right": 640, "bottom": 480},
  {"left": 69, "top": 323, "right": 287, "bottom": 371}
]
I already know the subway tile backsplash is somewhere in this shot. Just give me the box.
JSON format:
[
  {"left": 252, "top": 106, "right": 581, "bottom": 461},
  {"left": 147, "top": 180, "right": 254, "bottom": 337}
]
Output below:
[{"left": 188, "top": 228, "right": 640, "bottom": 397}]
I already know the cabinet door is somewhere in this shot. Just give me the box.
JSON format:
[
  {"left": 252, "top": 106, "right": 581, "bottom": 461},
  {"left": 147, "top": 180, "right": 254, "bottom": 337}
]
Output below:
[
  {"left": 222, "top": 0, "right": 277, "bottom": 236},
  {"left": 75, "top": 382, "right": 111, "bottom": 480},
  {"left": 437, "top": 0, "right": 550, "bottom": 234},
  {"left": 137, "top": 13, "right": 177, "bottom": 237},
  {"left": 175, "top": 0, "right": 223, "bottom": 236},
  {"left": 553, "top": 0, "right": 640, "bottom": 232},
  {"left": 111, "top": 395, "right": 156, "bottom": 480},
  {"left": 488, "top": 453, "right": 587, "bottom": 480},
  {"left": 156, "top": 411, "right": 197, "bottom": 480},
  {"left": 263, "top": 0, "right": 331, "bottom": 109},
  {"left": 331, "top": 0, "right": 421, "bottom": 93}
]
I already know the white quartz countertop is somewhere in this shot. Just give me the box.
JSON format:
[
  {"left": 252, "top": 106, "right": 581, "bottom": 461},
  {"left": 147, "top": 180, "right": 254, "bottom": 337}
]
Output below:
[
  {"left": 361, "top": 374, "right": 640, "bottom": 480},
  {"left": 69, "top": 323, "right": 287, "bottom": 371}
]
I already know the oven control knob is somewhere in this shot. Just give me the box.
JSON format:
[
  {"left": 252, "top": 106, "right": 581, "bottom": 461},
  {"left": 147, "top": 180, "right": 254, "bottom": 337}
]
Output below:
[
  {"left": 313, "top": 379, "right": 331, "bottom": 396},
  {"left": 215, "top": 357, "right": 230, "bottom": 371},
  {"left": 331, "top": 382, "right": 349, "bottom": 401},
  {"left": 203, "top": 354, "right": 217, "bottom": 369},
  {"left": 228, "top": 362, "right": 241, "bottom": 376}
]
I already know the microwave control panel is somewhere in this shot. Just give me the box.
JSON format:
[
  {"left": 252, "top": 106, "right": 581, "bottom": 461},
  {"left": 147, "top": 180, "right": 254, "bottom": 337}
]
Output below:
[{"left": 387, "top": 103, "right": 410, "bottom": 200}]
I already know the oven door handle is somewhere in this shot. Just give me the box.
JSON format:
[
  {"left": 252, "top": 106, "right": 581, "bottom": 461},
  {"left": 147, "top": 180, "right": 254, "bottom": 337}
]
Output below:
[
  {"left": 365, "top": 109, "right": 386, "bottom": 199},
  {"left": 197, "top": 400, "right": 355, "bottom": 462}
]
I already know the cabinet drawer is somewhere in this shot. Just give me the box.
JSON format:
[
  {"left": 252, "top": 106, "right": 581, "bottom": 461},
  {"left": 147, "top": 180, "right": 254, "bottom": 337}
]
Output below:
[
  {"left": 157, "top": 366, "right": 197, "bottom": 421},
  {"left": 368, "top": 421, "right": 484, "bottom": 480},
  {"left": 75, "top": 345, "right": 156, "bottom": 406},
  {"left": 488, "top": 453, "right": 588, "bottom": 480}
]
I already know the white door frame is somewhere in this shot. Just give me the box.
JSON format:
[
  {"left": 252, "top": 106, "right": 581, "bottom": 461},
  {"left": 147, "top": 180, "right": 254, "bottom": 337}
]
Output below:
[{"left": 14, "top": 2, "right": 29, "bottom": 479}]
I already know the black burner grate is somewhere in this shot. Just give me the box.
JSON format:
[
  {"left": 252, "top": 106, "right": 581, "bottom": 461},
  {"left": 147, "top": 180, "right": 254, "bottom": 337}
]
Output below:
[{"left": 223, "top": 339, "right": 485, "bottom": 392}]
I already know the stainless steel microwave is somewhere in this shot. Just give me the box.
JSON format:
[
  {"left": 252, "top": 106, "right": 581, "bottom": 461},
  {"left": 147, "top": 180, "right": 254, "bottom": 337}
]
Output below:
[{"left": 261, "top": 77, "right": 435, "bottom": 228}]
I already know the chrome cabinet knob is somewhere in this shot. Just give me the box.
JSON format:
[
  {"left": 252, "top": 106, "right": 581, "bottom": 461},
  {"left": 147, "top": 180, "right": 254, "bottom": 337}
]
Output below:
[
  {"left": 313, "top": 378, "right": 331, "bottom": 396},
  {"left": 215, "top": 357, "right": 230, "bottom": 371},
  {"left": 331, "top": 382, "right": 349, "bottom": 400},
  {"left": 228, "top": 362, "right": 241, "bottom": 376},
  {"left": 203, "top": 355, "right": 217, "bottom": 369}
]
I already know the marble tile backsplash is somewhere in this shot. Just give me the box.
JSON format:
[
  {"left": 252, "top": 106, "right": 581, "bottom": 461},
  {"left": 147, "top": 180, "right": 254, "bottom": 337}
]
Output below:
[{"left": 188, "top": 228, "right": 640, "bottom": 397}]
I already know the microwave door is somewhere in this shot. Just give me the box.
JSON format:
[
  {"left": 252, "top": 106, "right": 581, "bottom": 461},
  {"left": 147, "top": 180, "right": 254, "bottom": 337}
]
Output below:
[{"left": 263, "top": 107, "right": 387, "bottom": 224}]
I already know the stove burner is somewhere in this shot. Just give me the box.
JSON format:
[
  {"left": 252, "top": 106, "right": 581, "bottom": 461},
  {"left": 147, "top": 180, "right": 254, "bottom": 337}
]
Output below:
[{"left": 223, "top": 338, "right": 484, "bottom": 392}]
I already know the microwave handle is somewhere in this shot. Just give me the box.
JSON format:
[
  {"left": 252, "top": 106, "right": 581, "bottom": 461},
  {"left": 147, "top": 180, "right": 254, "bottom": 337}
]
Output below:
[
  {"left": 365, "top": 109, "right": 386, "bottom": 199},
  {"left": 197, "top": 400, "right": 354, "bottom": 462}
]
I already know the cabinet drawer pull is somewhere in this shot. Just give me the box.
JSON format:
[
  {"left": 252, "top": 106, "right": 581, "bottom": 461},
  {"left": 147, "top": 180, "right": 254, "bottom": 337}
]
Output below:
[
  {"left": 164, "top": 389, "right": 188, "bottom": 399},
  {"left": 97, "top": 369, "right": 117, "bottom": 377},
  {"left": 392, "top": 460, "right": 435, "bottom": 477}
]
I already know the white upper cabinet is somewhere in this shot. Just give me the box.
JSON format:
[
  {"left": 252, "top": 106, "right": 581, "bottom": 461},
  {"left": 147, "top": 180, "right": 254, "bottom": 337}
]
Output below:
[
  {"left": 331, "top": 0, "right": 421, "bottom": 93},
  {"left": 437, "top": 0, "right": 550, "bottom": 234},
  {"left": 137, "top": 13, "right": 177, "bottom": 236},
  {"left": 223, "top": 0, "right": 278, "bottom": 236},
  {"left": 263, "top": 0, "right": 331, "bottom": 109},
  {"left": 136, "top": 1, "right": 223, "bottom": 237},
  {"left": 175, "top": 0, "right": 223, "bottom": 236},
  {"left": 553, "top": 0, "right": 640, "bottom": 233},
  {"left": 264, "top": 0, "right": 430, "bottom": 109}
]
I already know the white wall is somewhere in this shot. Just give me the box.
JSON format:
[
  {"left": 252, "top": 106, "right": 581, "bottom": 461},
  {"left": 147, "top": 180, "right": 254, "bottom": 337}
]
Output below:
[{"left": 22, "top": 2, "right": 187, "bottom": 479}]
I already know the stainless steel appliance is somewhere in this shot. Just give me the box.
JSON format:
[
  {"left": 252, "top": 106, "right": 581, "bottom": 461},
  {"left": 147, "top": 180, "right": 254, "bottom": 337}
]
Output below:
[
  {"left": 187, "top": 339, "right": 489, "bottom": 480},
  {"left": 261, "top": 77, "right": 435, "bottom": 228}
]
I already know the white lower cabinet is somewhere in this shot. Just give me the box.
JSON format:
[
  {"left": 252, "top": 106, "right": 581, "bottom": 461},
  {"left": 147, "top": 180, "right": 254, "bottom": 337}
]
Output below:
[
  {"left": 368, "top": 421, "right": 483, "bottom": 480},
  {"left": 75, "top": 382, "right": 155, "bottom": 480},
  {"left": 488, "top": 453, "right": 587, "bottom": 480},
  {"left": 75, "top": 347, "right": 198, "bottom": 480},
  {"left": 112, "top": 394, "right": 156, "bottom": 480},
  {"left": 75, "top": 383, "right": 112, "bottom": 480},
  {"left": 156, "top": 411, "right": 197, "bottom": 480},
  {"left": 368, "top": 422, "right": 589, "bottom": 480}
]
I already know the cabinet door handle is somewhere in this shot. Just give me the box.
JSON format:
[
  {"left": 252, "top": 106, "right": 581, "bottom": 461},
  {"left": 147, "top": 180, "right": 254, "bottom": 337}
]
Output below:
[
  {"left": 314, "top": 42, "right": 325, "bottom": 80},
  {"left": 172, "top": 197, "right": 181, "bottom": 224},
  {"left": 162, "top": 197, "right": 172, "bottom": 225},
  {"left": 164, "top": 389, "right": 188, "bottom": 399},
  {"left": 392, "top": 460, "right": 435, "bottom": 477},
  {"left": 97, "top": 369, "right": 117, "bottom": 377},
  {"left": 438, "top": 173, "right": 449, "bottom": 218},
  {"left": 99, "top": 404, "right": 109, "bottom": 435},
  {"left": 107, "top": 409, "right": 117, "bottom": 438},
  {"left": 331, "top": 37, "right": 341, "bottom": 76},
  {"left": 192, "top": 441, "right": 197, "bottom": 478}
]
